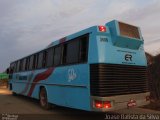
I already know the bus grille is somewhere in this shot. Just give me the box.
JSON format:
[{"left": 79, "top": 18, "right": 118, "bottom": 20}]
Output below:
[{"left": 90, "top": 64, "right": 149, "bottom": 97}]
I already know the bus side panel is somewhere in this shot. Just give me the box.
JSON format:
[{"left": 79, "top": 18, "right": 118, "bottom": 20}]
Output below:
[
  {"left": 10, "top": 81, "right": 26, "bottom": 94},
  {"left": 9, "top": 64, "right": 91, "bottom": 111},
  {"left": 43, "top": 64, "right": 91, "bottom": 111},
  {"left": 31, "top": 84, "right": 41, "bottom": 99},
  {"left": 47, "top": 86, "right": 90, "bottom": 111},
  {"left": 10, "top": 69, "right": 48, "bottom": 99},
  {"left": 9, "top": 71, "right": 34, "bottom": 95}
]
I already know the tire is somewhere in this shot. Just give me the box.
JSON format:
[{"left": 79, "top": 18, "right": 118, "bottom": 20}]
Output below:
[{"left": 39, "top": 87, "right": 51, "bottom": 110}]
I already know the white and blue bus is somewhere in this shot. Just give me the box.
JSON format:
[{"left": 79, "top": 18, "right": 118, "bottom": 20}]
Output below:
[{"left": 9, "top": 20, "right": 150, "bottom": 112}]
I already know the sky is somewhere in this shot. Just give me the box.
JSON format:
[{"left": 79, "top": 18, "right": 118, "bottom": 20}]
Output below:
[{"left": 0, "top": 0, "right": 160, "bottom": 72}]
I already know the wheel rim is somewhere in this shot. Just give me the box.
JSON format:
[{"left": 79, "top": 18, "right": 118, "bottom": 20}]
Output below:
[{"left": 40, "top": 90, "right": 47, "bottom": 106}]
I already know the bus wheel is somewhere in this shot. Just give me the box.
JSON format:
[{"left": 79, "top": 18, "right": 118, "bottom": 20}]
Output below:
[{"left": 39, "top": 87, "right": 51, "bottom": 110}]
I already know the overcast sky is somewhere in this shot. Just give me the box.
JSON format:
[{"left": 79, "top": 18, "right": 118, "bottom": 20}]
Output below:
[{"left": 0, "top": 0, "right": 160, "bottom": 72}]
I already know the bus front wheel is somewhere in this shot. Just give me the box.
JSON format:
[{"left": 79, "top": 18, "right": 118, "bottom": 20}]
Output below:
[{"left": 39, "top": 87, "right": 51, "bottom": 110}]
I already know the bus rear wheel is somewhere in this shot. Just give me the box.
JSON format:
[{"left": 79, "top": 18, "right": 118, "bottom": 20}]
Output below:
[{"left": 39, "top": 87, "right": 51, "bottom": 110}]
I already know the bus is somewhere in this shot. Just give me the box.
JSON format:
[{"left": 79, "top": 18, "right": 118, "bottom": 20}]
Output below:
[{"left": 8, "top": 20, "right": 150, "bottom": 112}]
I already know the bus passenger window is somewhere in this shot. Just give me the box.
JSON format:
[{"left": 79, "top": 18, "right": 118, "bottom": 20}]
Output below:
[
  {"left": 37, "top": 52, "right": 43, "bottom": 69},
  {"left": 29, "top": 55, "right": 34, "bottom": 70},
  {"left": 19, "top": 60, "right": 23, "bottom": 71},
  {"left": 66, "top": 40, "right": 79, "bottom": 64},
  {"left": 22, "top": 59, "right": 26, "bottom": 71},
  {"left": 25, "top": 57, "right": 30, "bottom": 71},
  {"left": 33, "top": 54, "right": 38, "bottom": 69},
  {"left": 46, "top": 48, "right": 54, "bottom": 67},
  {"left": 12, "top": 63, "right": 16, "bottom": 73},
  {"left": 16, "top": 61, "right": 20, "bottom": 72},
  {"left": 54, "top": 46, "right": 62, "bottom": 66},
  {"left": 43, "top": 51, "right": 47, "bottom": 68},
  {"left": 62, "top": 44, "right": 67, "bottom": 65},
  {"left": 80, "top": 35, "right": 88, "bottom": 62}
]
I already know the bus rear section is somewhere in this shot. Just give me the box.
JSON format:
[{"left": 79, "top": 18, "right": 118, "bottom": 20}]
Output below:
[{"left": 89, "top": 20, "right": 150, "bottom": 112}]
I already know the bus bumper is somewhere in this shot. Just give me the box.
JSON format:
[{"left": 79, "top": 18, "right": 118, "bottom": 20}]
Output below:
[{"left": 91, "top": 92, "right": 150, "bottom": 112}]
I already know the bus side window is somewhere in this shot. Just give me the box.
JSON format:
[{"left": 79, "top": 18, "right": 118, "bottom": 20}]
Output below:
[
  {"left": 62, "top": 44, "right": 67, "bottom": 65},
  {"left": 16, "top": 61, "right": 20, "bottom": 72},
  {"left": 43, "top": 51, "right": 47, "bottom": 68},
  {"left": 54, "top": 45, "right": 62, "bottom": 66},
  {"left": 66, "top": 40, "right": 79, "bottom": 64},
  {"left": 33, "top": 54, "right": 38, "bottom": 69},
  {"left": 46, "top": 48, "right": 54, "bottom": 67},
  {"left": 22, "top": 58, "right": 26, "bottom": 71},
  {"left": 13, "top": 62, "right": 17, "bottom": 72},
  {"left": 79, "top": 35, "right": 89, "bottom": 62},
  {"left": 29, "top": 55, "right": 34, "bottom": 70},
  {"left": 37, "top": 52, "right": 43, "bottom": 69},
  {"left": 25, "top": 57, "right": 30, "bottom": 71},
  {"left": 19, "top": 59, "right": 23, "bottom": 72}
]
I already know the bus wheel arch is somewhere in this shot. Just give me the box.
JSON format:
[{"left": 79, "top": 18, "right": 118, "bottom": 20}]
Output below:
[{"left": 39, "top": 86, "right": 51, "bottom": 110}]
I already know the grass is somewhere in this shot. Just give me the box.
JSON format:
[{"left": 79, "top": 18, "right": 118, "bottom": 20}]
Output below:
[{"left": 0, "top": 73, "right": 9, "bottom": 80}]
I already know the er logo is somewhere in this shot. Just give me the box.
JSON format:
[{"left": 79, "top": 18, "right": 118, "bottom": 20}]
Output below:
[{"left": 125, "top": 54, "right": 132, "bottom": 61}]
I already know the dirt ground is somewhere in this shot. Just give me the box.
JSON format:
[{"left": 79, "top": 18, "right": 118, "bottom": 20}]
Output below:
[
  {"left": 0, "top": 86, "right": 110, "bottom": 120},
  {"left": 0, "top": 86, "right": 160, "bottom": 120}
]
